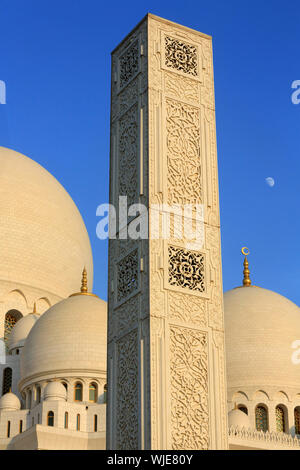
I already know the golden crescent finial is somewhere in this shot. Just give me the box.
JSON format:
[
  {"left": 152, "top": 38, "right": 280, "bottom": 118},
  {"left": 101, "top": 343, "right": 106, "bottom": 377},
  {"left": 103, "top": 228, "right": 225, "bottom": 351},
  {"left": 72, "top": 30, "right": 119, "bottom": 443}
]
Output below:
[
  {"left": 241, "top": 247, "right": 251, "bottom": 287},
  {"left": 241, "top": 247, "right": 250, "bottom": 256}
]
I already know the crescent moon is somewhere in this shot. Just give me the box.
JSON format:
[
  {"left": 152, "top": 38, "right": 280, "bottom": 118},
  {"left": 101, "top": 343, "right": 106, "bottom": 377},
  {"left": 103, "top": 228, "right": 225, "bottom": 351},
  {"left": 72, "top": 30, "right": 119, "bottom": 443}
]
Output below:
[{"left": 241, "top": 247, "right": 250, "bottom": 256}]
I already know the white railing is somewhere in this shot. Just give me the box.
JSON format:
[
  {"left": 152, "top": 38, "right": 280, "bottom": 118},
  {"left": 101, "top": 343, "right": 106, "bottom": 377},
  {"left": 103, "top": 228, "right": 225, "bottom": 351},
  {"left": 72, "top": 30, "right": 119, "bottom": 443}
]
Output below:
[{"left": 229, "top": 426, "right": 300, "bottom": 448}]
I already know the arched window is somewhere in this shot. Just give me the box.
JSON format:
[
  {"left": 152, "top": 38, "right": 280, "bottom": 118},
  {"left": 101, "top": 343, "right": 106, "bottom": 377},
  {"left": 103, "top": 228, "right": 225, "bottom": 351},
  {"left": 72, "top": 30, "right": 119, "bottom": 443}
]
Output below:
[
  {"left": 295, "top": 407, "right": 300, "bottom": 435},
  {"left": 64, "top": 412, "right": 68, "bottom": 429},
  {"left": 2, "top": 367, "right": 12, "bottom": 395},
  {"left": 104, "top": 383, "right": 107, "bottom": 404},
  {"left": 238, "top": 405, "right": 248, "bottom": 415},
  {"left": 89, "top": 382, "right": 97, "bottom": 402},
  {"left": 276, "top": 405, "right": 286, "bottom": 433},
  {"left": 255, "top": 405, "right": 268, "bottom": 432},
  {"left": 94, "top": 415, "right": 98, "bottom": 432},
  {"left": 36, "top": 386, "right": 41, "bottom": 404},
  {"left": 19, "top": 420, "right": 23, "bottom": 433},
  {"left": 4, "top": 310, "right": 22, "bottom": 347},
  {"left": 7, "top": 421, "right": 10, "bottom": 438},
  {"left": 47, "top": 411, "right": 54, "bottom": 427},
  {"left": 62, "top": 382, "right": 68, "bottom": 391},
  {"left": 74, "top": 382, "right": 83, "bottom": 402},
  {"left": 76, "top": 414, "right": 80, "bottom": 431}
]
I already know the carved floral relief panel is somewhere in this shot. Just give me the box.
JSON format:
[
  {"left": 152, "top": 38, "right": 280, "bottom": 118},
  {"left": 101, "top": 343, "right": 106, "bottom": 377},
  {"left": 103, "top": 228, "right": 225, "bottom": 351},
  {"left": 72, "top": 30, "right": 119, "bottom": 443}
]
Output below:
[
  {"left": 119, "top": 40, "right": 139, "bottom": 89},
  {"left": 169, "top": 325, "right": 209, "bottom": 449},
  {"left": 164, "top": 71, "right": 199, "bottom": 104},
  {"left": 118, "top": 104, "right": 138, "bottom": 208},
  {"left": 117, "top": 249, "right": 139, "bottom": 303},
  {"left": 166, "top": 98, "right": 202, "bottom": 206},
  {"left": 116, "top": 329, "right": 139, "bottom": 449}
]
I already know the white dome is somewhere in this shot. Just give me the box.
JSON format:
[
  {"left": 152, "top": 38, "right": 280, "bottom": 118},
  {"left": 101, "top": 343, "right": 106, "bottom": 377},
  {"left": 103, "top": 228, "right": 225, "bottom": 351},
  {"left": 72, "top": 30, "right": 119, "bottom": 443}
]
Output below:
[
  {"left": 0, "top": 147, "right": 93, "bottom": 298},
  {"left": 20, "top": 294, "right": 107, "bottom": 386},
  {"left": 0, "top": 392, "right": 21, "bottom": 411},
  {"left": 8, "top": 314, "right": 40, "bottom": 351},
  {"left": 224, "top": 286, "right": 300, "bottom": 391},
  {"left": 44, "top": 381, "right": 67, "bottom": 401},
  {"left": 228, "top": 408, "right": 251, "bottom": 429}
]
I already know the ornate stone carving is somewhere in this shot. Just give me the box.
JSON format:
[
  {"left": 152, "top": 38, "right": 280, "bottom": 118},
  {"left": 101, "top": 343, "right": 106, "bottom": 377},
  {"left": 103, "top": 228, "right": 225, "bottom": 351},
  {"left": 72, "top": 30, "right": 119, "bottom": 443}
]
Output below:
[
  {"left": 116, "top": 330, "right": 139, "bottom": 449},
  {"left": 119, "top": 40, "right": 139, "bottom": 89},
  {"left": 117, "top": 249, "right": 139, "bottom": 303},
  {"left": 165, "top": 36, "right": 198, "bottom": 76},
  {"left": 168, "top": 291, "right": 207, "bottom": 326},
  {"left": 119, "top": 78, "right": 139, "bottom": 117},
  {"left": 169, "top": 326, "right": 209, "bottom": 449},
  {"left": 206, "top": 226, "right": 223, "bottom": 330},
  {"left": 166, "top": 99, "right": 202, "bottom": 206},
  {"left": 119, "top": 105, "right": 138, "bottom": 208},
  {"left": 115, "top": 295, "right": 139, "bottom": 336},
  {"left": 168, "top": 245, "right": 205, "bottom": 293},
  {"left": 164, "top": 71, "right": 199, "bottom": 103}
]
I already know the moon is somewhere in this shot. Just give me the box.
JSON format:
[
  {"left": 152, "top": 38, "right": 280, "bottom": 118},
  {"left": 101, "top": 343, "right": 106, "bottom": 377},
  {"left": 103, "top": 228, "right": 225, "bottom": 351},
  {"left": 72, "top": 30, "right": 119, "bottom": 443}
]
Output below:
[{"left": 265, "top": 177, "right": 275, "bottom": 187}]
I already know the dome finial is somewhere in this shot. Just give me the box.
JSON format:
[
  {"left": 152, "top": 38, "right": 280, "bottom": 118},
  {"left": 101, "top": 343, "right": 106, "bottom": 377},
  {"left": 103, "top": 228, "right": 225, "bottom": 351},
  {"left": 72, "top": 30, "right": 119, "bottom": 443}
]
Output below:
[
  {"left": 69, "top": 268, "right": 98, "bottom": 298},
  {"left": 241, "top": 247, "right": 251, "bottom": 287},
  {"left": 81, "top": 266, "right": 88, "bottom": 293}
]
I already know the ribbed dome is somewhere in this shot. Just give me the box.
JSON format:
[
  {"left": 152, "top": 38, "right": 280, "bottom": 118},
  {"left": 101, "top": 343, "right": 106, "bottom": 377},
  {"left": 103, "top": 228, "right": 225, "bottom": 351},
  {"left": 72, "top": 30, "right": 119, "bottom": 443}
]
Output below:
[
  {"left": 8, "top": 314, "right": 40, "bottom": 351},
  {"left": 44, "top": 381, "right": 67, "bottom": 401},
  {"left": 224, "top": 286, "right": 300, "bottom": 390},
  {"left": 0, "top": 147, "right": 93, "bottom": 298},
  {"left": 20, "top": 295, "right": 107, "bottom": 385},
  {"left": 0, "top": 392, "right": 21, "bottom": 411},
  {"left": 228, "top": 408, "right": 251, "bottom": 429}
]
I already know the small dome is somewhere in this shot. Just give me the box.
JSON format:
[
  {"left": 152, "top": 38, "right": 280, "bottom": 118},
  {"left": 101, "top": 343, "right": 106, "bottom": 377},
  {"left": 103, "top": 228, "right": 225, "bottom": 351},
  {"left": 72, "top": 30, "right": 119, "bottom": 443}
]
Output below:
[
  {"left": 224, "top": 286, "right": 300, "bottom": 391},
  {"left": 8, "top": 313, "right": 40, "bottom": 351},
  {"left": 20, "top": 294, "right": 107, "bottom": 386},
  {"left": 0, "top": 146, "right": 93, "bottom": 298},
  {"left": 0, "top": 392, "right": 21, "bottom": 411},
  {"left": 228, "top": 408, "right": 251, "bottom": 429},
  {"left": 44, "top": 381, "right": 67, "bottom": 401}
]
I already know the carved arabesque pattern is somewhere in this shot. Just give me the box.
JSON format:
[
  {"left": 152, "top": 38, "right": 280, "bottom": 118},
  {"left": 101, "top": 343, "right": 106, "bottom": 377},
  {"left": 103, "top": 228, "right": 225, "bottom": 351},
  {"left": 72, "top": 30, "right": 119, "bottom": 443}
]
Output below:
[
  {"left": 119, "top": 105, "right": 138, "bottom": 208},
  {"left": 165, "top": 71, "right": 199, "bottom": 103},
  {"left": 119, "top": 40, "right": 139, "bottom": 89},
  {"left": 168, "top": 291, "right": 207, "bottom": 325},
  {"left": 166, "top": 99, "right": 202, "bottom": 206},
  {"left": 115, "top": 295, "right": 139, "bottom": 336},
  {"left": 116, "top": 330, "right": 139, "bottom": 449},
  {"left": 165, "top": 36, "right": 198, "bottom": 76},
  {"left": 168, "top": 245, "right": 205, "bottom": 293},
  {"left": 117, "top": 249, "right": 139, "bottom": 302},
  {"left": 119, "top": 78, "right": 139, "bottom": 117},
  {"left": 170, "top": 326, "right": 209, "bottom": 449}
]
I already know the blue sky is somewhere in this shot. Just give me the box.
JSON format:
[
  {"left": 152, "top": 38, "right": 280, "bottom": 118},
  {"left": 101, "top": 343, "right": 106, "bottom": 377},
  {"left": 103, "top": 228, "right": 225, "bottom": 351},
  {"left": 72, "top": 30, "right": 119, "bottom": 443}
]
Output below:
[{"left": 0, "top": 0, "right": 299, "bottom": 304}]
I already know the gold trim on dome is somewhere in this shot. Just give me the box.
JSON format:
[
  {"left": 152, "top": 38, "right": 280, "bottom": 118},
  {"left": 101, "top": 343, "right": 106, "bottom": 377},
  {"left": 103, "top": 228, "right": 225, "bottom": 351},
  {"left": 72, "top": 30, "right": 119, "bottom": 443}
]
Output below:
[{"left": 69, "top": 267, "right": 98, "bottom": 298}]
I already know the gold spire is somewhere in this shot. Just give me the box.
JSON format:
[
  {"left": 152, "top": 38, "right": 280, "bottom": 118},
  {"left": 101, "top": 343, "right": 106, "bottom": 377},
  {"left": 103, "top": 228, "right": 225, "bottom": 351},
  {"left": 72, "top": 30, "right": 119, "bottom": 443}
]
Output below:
[
  {"left": 81, "top": 267, "right": 88, "bottom": 293},
  {"left": 69, "top": 267, "right": 98, "bottom": 298},
  {"left": 241, "top": 247, "right": 251, "bottom": 287},
  {"left": 30, "top": 302, "right": 39, "bottom": 315}
]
